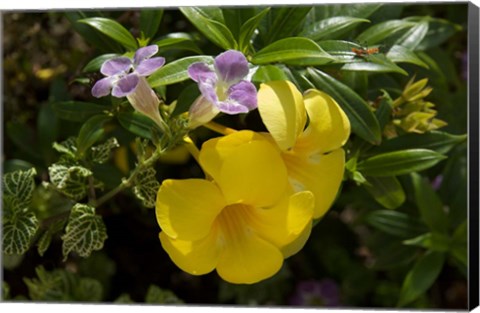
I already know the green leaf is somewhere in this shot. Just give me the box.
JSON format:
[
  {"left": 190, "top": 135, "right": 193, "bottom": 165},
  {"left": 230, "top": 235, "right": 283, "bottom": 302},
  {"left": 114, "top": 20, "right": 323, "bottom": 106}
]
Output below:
[
  {"left": 450, "top": 221, "right": 467, "bottom": 267},
  {"left": 300, "top": 16, "right": 369, "bottom": 41},
  {"left": 133, "top": 167, "right": 160, "bottom": 208},
  {"left": 312, "top": 3, "right": 382, "bottom": 20},
  {"left": 52, "top": 101, "right": 109, "bottom": 122},
  {"left": 357, "top": 149, "right": 447, "bottom": 177},
  {"left": 356, "top": 20, "right": 416, "bottom": 45},
  {"left": 90, "top": 137, "right": 119, "bottom": 164},
  {"left": 76, "top": 114, "right": 111, "bottom": 157},
  {"left": 38, "top": 102, "right": 59, "bottom": 159},
  {"left": 264, "top": 7, "right": 312, "bottom": 44},
  {"left": 3, "top": 159, "right": 36, "bottom": 174},
  {"left": 365, "top": 210, "right": 427, "bottom": 238},
  {"left": 371, "top": 243, "right": 417, "bottom": 270},
  {"left": 48, "top": 161, "right": 92, "bottom": 201},
  {"left": 2, "top": 281, "right": 10, "bottom": 300},
  {"left": 61, "top": 204, "right": 108, "bottom": 260},
  {"left": 342, "top": 54, "right": 408, "bottom": 75},
  {"left": 406, "top": 17, "right": 461, "bottom": 51},
  {"left": 53, "top": 137, "right": 78, "bottom": 158},
  {"left": 117, "top": 111, "right": 162, "bottom": 140},
  {"left": 3, "top": 167, "right": 37, "bottom": 210},
  {"left": 394, "top": 21, "right": 429, "bottom": 50},
  {"left": 398, "top": 251, "right": 445, "bottom": 307},
  {"left": 307, "top": 68, "right": 381, "bottom": 144},
  {"left": 411, "top": 173, "right": 449, "bottom": 233},
  {"left": 37, "top": 219, "right": 66, "bottom": 257},
  {"left": 403, "top": 232, "right": 451, "bottom": 252},
  {"left": 316, "top": 40, "right": 361, "bottom": 63},
  {"left": 252, "top": 65, "right": 289, "bottom": 84},
  {"left": 155, "top": 35, "right": 202, "bottom": 54},
  {"left": 75, "top": 278, "right": 103, "bottom": 302},
  {"left": 145, "top": 285, "right": 183, "bottom": 304},
  {"left": 148, "top": 55, "right": 213, "bottom": 87},
  {"left": 252, "top": 37, "right": 333, "bottom": 66},
  {"left": 364, "top": 176, "right": 405, "bottom": 210},
  {"left": 238, "top": 8, "right": 270, "bottom": 53},
  {"left": 386, "top": 45, "right": 429, "bottom": 68},
  {"left": 3, "top": 210, "right": 39, "bottom": 255},
  {"left": 82, "top": 54, "right": 119, "bottom": 72},
  {"left": 6, "top": 121, "right": 40, "bottom": 159},
  {"left": 369, "top": 131, "right": 466, "bottom": 155},
  {"left": 172, "top": 83, "right": 201, "bottom": 117},
  {"left": 79, "top": 17, "right": 138, "bottom": 51},
  {"left": 375, "top": 90, "right": 393, "bottom": 130},
  {"left": 180, "top": 7, "right": 236, "bottom": 50},
  {"left": 140, "top": 9, "right": 163, "bottom": 41}
]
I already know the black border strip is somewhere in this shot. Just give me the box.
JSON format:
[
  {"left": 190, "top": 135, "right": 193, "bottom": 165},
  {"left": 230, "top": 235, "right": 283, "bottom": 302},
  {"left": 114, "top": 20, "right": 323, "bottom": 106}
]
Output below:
[{"left": 469, "top": 1, "right": 480, "bottom": 311}]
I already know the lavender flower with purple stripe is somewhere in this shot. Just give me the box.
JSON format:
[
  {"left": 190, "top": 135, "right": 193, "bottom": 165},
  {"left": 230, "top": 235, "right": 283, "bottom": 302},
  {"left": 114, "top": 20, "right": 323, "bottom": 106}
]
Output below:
[
  {"left": 91, "top": 45, "right": 166, "bottom": 129},
  {"left": 187, "top": 50, "right": 257, "bottom": 128}
]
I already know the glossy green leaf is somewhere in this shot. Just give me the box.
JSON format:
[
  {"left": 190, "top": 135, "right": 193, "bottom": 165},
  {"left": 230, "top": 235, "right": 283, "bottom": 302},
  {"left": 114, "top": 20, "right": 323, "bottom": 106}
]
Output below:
[
  {"left": 317, "top": 40, "right": 362, "bottom": 63},
  {"left": 356, "top": 20, "right": 416, "bottom": 45},
  {"left": 411, "top": 173, "right": 449, "bottom": 233},
  {"left": 133, "top": 167, "right": 160, "bottom": 208},
  {"left": 3, "top": 210, "right": 39, "bottom": 255},
  {"left": 311, "top": 3, "right": 382, "bottom": 20},
  {"left": 61, "top": 204, "right": 108, "bottom": 260},
  {"left": 82, "top": 54, "right": 119, "bottom": 73},
  {"left": 76, "top": 115, "right": 111, "bottom": 157},
  {"left": 300, "top": 16, "right": 369, "bottom": 41},
  {"left": 264, "top": 7, "right": 312, "bottom": 44},
  {"left": 357, "top": 149, "right": 447, "bottom": 177},
  {"left": 173, "top": 83, "right": 201, "bottom": 117},
  {"left": 238, "top": 8, "right": 270, "bottom": 53},
  {"left": 365, "top": 210, "right": 427, "bottom": 238},
  {"left": 140, "top": 9, "right": 163, "bottom": 41},
  {"left": 403, "top": 232, "right": 451, "bottom": 252},
  {"left": 117, "top": 111, "right": 162, "bottom": 140},
  {"left": 369, "top": 131, "right": 466, "bottom": 155},
  {"left": 79, "top": 17, "right": 138, "bottom": 51},
  {"left": 386, "top": 45, "right": 429, "bottom": 68},
  {"left": 342, "top": 54, "right": 408, "bottom": 75},
  {"left": 364, "top": 176, "right": 405, "bottom": 210},
  {"left": 52, "top": 101, "right": 109, "bottom": 122},
  {"left": 406, "top": 17, "right": 461, "bottom": 51},
  {"left": 398, "top": 251, "right": 445, "bottom": 307},
  {"left": 394, "top": 21, "right": 429, "bottom": 50},
  {"left": 252, "top": 65, "right": 289, "bottom": 84},
  {"left": 375, "top": 90, "right": 393, "bottom": 130},
  {"left": 148, "top": 55, "right": 213, "bottom": 87},
  {"left": 180, "top": 7, "right": 236, "bottom": 50},
  {"left": 307, "top": 68, "right": 381, "bottom": 144},
  {"left": 155, "top": 36, "right": 202, "bottom": 54},
  {"left": 223, "top": 7, "right": 258, "bottom": 40},
  {"left": 252, "top": 37, "right": 333, "bottom": 66}
]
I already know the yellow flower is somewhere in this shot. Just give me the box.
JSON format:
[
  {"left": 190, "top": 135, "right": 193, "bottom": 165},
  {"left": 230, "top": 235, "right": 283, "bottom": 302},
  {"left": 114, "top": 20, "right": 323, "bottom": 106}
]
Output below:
[
  {"left": 257, "top": 81, "right": 351, "bottom": 218},
  {"left": 156, "top": 130, "right": 314, "bottom": 284}
]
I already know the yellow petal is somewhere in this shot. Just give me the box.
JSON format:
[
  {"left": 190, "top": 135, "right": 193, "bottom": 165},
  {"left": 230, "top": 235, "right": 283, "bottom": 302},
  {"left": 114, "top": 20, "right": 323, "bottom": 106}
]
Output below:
[
  {"left": 257, "top": 81, "right": 307, "bottom": 151},
  {"left": 199, "top": 130, "right": 265, "bottom": 182},
  {"left": 297, "top": 89, "right": 350, "bottom": 154},
  {"left": 245, "top": 190, "right": 314, "bottom": 250},
  {"left": 218, "top": 138, "right": 287, "bottom": 207},
  {"left": 156, "top": 179, "right": 226, "bottom": 240},
  {"left": 215, "top": 205, "right": 283, "bottom": 284},
  {"left": 284, "top": 149, "right": 345, "bottom": 218},
  {"left": 159, "top": 227, "right": 220, "bottom": 276},
  {"left": 280, "top": 221, "right": 312, "bottom": 258}
]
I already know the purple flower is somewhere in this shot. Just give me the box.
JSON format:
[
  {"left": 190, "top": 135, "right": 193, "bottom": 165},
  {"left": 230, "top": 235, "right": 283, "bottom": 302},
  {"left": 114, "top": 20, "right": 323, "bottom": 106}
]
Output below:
[
  {"left": 187, "top": 50, "right": 257, "bottom": 127},
  {"left": 289, "top": 279, "right": 341, "bottom": 307},
  {"left": 92, "top": 45, "right": 165, "bottom": 98}
]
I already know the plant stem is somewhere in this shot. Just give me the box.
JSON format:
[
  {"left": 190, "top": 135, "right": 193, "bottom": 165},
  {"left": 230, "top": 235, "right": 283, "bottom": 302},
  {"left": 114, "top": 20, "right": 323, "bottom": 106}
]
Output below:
[{"left": 204, "top": 121, "right": 237, "bottom": 135}]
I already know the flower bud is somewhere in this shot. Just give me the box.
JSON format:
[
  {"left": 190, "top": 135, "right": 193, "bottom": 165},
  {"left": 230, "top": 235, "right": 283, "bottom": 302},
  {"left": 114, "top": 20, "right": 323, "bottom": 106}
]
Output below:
[
  {"left": 126, "top": 77, "right": 165, "bottom": 131},
  {"left": 187, "top": 96, "right": 220, "bottom": 129}
]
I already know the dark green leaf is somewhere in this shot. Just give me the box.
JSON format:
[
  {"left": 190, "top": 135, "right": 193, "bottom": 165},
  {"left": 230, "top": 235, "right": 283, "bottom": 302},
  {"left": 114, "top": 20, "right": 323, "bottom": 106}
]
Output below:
[
  {"left": 300, "top": 16, "right": 369, "bottom": 41},
  {"left": 145, "top": 285, "right": 183, "bottom": 304},
  {"left": 155, "top": 35, "right": 202, "bottom": 54},
  {"left": 52, "top": 101, "right": 109, "bottom": 122},
  {"left": 238, "top": 8, "right": 270, "bottom": 53},
  {"left": 311, "top": 3, "right": 382, "bottom": 20},
  {"left": 451, "top": 221, "right": 467, "bottom": 267},
  {"left": 355, "top": 20, "right": 416, "bottom": 45},
  {"left": 342, "top": 54, "right": 408, "bottom": 75},
  {"left": 3, "top": 160, "right": 35, "bottom": 174},
  {"left": 264, "top": 7, "right": 312, "bottom": 44},
  {"left": 79, "top": 17, "right": 138, "bottom": 51},
  {"left": 148, "top": 55, "right": 213, "bottom": 87},
  {"left": 364, "top": 176, "right": 405, "bottom": 210},
  {"left": 357, "top": 149, "right": 447, "bottom": 177},
  {"left": 386, "top": 45, "right": 429, "bottom": 68},
  {"left": 37, "top": 219, "right": 66, "bottom": 257},
  {"left": 82, "top": 54, "right": 119, "bottom": 72},
  {"left": 375, "top": 90, "right": 393, "bottom": 130},
  {"left": 394, "top": 21, "right": 429, "bottom": 50},
  {"left": 403, "top": 232, "right": 451, "bottom": 252},
  {"left": 411, "top": 173, "right": 449, "bottom": 233},
  {"left": 365, "top": 210, "right": 427, "bottom": 238},
  {"left": 140, "top": 9, "right": 163, "bottom": 41},
  {"left": 180, "top": 7, "right": 236, "bottom": 50},
  {"left": 76, "top": 115, "right": 111, "bottom": 157},
  {"left": 117, "top": 111, "right": 161, "bottom": 140},
  {"left": 61, "top": 204, "right": 108, "bottom": 260},
  {"left": 223, "top": 7, "right": 258, "bottom": 40},
  {"left": 398, "top": 251, "right": 445, "bottom": 306},
  {"left": 372, "top": 243, "right": 417, "bottom": 270},
  {"left": 38, "top": 102, "right": 59, "bottom": 159},
  {"left": 6, "top": 122, "right": 40, "bottom": 159},
  {"left": 317, "top": 40, "right": 361, "bottom": 63},
  {"left": 252, "top": 37, "right": 333, "bottom": 66},
  {"left": 369, "top": 131, "right": 466, "bottom": 155},
  {"left": 405, "top": 17, "right": 461, "bottom": 51},
  {"left": 252, "top": 65, "right": 289, "bottom": 84},
  {"left": 307, "top": 68, "right": 381, "bottom": 144},
  {"left": 75, "top": 278, "right": 103, "bottom": 302},
  {"left": 173, "top": 83, "right": 201, "bottom": 117}
]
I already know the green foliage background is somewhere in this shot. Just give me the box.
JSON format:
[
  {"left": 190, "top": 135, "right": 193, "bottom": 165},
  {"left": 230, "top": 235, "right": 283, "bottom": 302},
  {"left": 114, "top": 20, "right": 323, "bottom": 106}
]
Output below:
[{"left": 2, "top": 3, "right": 469, "bottom": 309}]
